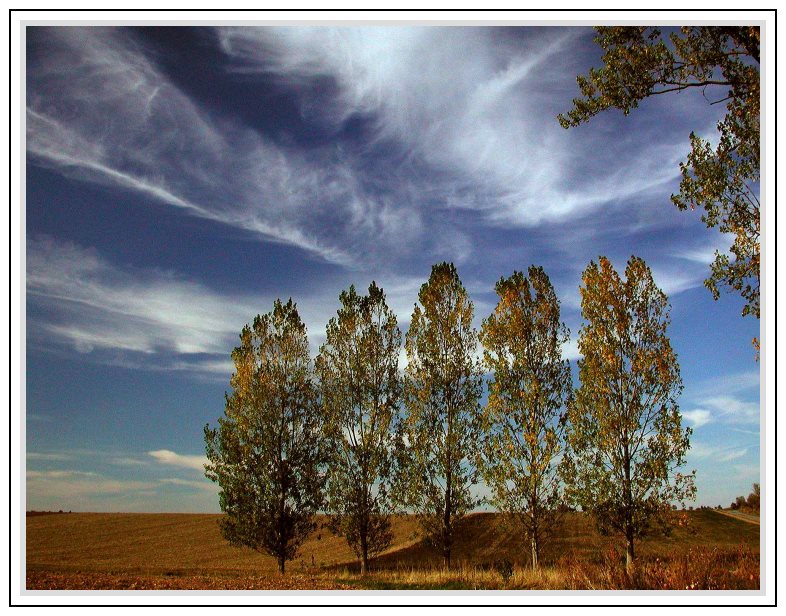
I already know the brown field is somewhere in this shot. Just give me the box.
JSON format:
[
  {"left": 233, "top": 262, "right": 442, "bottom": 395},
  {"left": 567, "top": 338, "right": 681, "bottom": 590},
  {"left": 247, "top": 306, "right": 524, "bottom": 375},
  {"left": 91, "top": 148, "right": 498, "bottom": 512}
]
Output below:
[{"left": 26, "top": 509, "right": 759, "bottom": 590}]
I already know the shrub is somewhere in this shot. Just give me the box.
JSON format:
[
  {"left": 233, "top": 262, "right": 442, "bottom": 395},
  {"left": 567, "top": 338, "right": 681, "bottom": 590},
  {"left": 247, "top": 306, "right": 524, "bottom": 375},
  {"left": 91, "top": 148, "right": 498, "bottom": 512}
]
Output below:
[{"left": 493, "top": 559, "right": 514, "bottom": 584}]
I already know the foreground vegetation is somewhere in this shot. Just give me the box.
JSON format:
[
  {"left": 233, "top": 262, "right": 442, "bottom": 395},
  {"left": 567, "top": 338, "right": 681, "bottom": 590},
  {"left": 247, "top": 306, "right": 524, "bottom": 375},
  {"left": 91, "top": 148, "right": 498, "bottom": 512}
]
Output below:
[{"left": 26, "top": 510, "right": 758, "bottom": 590}]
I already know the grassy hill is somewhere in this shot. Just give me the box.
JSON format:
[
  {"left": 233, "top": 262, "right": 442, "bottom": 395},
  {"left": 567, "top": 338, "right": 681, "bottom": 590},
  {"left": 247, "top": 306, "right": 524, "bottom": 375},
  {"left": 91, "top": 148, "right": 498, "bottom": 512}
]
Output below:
[{"left": 26, "top": 510, "right": 759, "bottom": 590}]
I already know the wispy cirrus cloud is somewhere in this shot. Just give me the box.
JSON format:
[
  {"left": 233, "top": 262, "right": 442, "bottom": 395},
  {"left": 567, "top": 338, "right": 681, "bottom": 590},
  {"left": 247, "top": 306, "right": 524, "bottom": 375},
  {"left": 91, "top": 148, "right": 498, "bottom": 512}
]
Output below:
[
  {"left": 674, "top": 233, "right": 736, "bottom": 265},
  {"left": 691, "top": 371, "right": 760, "bottom": 397},
  {"left": 26, "top": 27, "right": 427, "bottom": 267},
  {"left": 147, "top": 450, "right": 208, "bottom": 472},
  {"left": 681, "top": 396, "right": 759, "bottom": 428},
  {"left": 26, "top": 25, "right": 725, "bottom": 279},
  {"left": 26, "top": 236, "right": 442, "bottom": 374},
  {"left": 159, "top": 477, "right": 218, "bottom": 493},
  {"left": 717, "top": 448, "right": 749, "bottom": 463},
  {"left": 649, "top": 265, "right": 707, "bottom": 298},
  {"left": 217, "top": 26, "right": 703, "bottom": 228},
  {"left": 26, "top": 452, "right": 72, "bottom": 461},
  {"left": 108, "top": 456, "right": 151, "bottom": 467},
  {"left": 27, "top": 235, "right": 256, "bottom": 361},
  {"left": 683, "top": 371, "right": 760, "bottom": 427},
  {"left": 702, "top": 395, "right": 760, "bottom": 425},
  {"left": 26, "top": 469, "right": 156, "bottom": 497},
  {"left": 682, "top": 408, "right": 713, "bottom": 429},
  {"left": 25, "top": 466, "right": 218, "bottom": 512},
  {"left": 687, "top": 441, "right": 755, "bottom": 463}
]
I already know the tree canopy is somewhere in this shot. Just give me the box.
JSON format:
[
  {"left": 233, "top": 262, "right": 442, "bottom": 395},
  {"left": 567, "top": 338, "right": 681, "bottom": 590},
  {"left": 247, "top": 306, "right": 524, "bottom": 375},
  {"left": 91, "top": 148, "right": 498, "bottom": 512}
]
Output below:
[
  {"left": 395, "top": 262, "right": 484, "bottom": 568},
  {"left": 563, "top": 256, "right": 695, "bottom": 572},
  {"left": 316, "top": 282, "right": 401, "bottom": 574},
  {"left": 559, "top": 26, "right": 760, "bottom": 344},
  {"left": 204, "top": 299, "right": 323, "bottom": 574},
  {"left": 478, "top": 267, "right": 572, "bottom": 569}
]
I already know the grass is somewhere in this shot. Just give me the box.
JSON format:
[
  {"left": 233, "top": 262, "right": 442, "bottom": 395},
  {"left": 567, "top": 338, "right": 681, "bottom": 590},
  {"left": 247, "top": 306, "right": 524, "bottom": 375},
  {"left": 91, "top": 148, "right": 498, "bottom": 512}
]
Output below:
[{"left": 26, "top": 509, "right": 759, "bottom": 590}]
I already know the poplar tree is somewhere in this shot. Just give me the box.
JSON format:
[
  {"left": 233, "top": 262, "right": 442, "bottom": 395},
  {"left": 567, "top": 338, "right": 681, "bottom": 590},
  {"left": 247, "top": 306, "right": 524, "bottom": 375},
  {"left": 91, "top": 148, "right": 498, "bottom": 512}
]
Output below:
[
  {"left": 563, "top": 256, "right": 695, "bottom": 573},
  {"left": 396, "top": 262, "right": 483, "bottom": 569},
  {"left": 478, "top": 267, "right": 572, "bottom": 569},
  {"left": 204, "top": 299, "right": 323, "bottom": 574},
  {"left": 559, "top": 27, "right": 760, "bottom": 344},
  {"left": 316, "top": 282, "right": 401, "bottom": 574}
]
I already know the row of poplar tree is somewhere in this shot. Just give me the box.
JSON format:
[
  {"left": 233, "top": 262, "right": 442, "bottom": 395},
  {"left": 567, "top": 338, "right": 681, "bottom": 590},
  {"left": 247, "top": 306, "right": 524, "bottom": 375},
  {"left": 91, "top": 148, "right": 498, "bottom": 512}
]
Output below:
[{"left": 204, "top": 256, "right": 695, "bottom": 575}]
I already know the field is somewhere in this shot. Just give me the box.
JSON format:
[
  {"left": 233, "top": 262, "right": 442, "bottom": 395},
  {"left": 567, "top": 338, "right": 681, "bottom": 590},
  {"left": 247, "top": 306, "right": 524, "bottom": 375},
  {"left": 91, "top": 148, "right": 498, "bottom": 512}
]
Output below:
[{"left": 26, "top": 510, "right": 759, "bottom": 590}]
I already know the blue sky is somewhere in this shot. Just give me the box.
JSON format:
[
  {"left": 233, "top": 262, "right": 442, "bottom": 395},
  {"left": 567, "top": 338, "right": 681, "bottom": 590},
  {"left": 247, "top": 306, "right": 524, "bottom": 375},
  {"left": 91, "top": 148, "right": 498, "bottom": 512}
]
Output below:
[{"left": 25, "top": 25, "right": 760, "bottom": 512}]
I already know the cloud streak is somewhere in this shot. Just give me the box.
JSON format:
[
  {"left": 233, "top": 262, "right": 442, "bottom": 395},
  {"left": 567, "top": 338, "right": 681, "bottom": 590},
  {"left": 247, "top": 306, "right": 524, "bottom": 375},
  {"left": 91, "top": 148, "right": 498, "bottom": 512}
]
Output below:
[
  {"left": 159, "top": 478, "right": 219, "bottom": 492},
  {"left": 682, "top": 371, "right": 760, "bottom": 426},
  {"left": 26, "top": 27, "right": 425, "bottom": 267},
  {"left": 217, "top": 26, "right": 697, "bottom": 228},
  {"left": 26, "top": 469, "right": 156, "bottom": 498},
  {"left": 26, "top": 236, "right": 449, "bottom": 374},
  {"left": 682, "top": 408, "right": 712, "bottom": 429},
  {"left": 27, "top": 235, "right": 256, "bottom": 359},
  {"left": 148, "top": 449, "right": 208, "bottom": 471},
  {"left": 27, "top": 26, "right": 726, "bottom": 278}
]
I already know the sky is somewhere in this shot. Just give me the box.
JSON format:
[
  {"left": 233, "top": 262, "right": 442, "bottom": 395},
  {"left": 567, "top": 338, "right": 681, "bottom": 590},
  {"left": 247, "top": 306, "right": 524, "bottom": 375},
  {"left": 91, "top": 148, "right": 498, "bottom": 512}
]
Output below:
[{"left": 24, "top": 25, "right": 761, "bottom": 513}]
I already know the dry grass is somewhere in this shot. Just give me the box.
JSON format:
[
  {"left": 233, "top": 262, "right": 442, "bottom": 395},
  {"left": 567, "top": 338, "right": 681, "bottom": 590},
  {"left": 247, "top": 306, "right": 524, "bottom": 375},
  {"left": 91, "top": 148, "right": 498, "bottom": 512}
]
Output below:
[
  {"left": 332, "top": 545, "right": 759, "bottom": 590},
  {"left": 26, "top": 509, "right": 759, "bottom": 590}
]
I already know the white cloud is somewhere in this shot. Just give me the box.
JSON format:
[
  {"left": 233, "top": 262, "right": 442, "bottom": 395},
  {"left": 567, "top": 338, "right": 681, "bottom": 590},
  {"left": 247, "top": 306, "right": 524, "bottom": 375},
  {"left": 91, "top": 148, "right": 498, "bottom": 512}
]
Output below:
[
  {"left": 26, "top": 27, "right": 427, "bottom": 267},
  {"left": 682, "top": 408, "right": 713, "bottom": 429},
  {"left": 674, "top": 232, "right": 736, "bottom": 265},
  {"left": 681, "top": 381, "right": 759, "bottom": 427},
  {"left": 26, "top": 452, "right": 72, "bottom": 461},
  {"left": 26, "top": 236, "right": 439, "bottom": 373},
  {"left": 718, "top": 448, "right": 748, "bottom": 462},
  {"left": 148, "top": 449, "right": 208, "bottom": 472},
  {"left": 686, "top": 441, "right": 717, "bottom": 459},
  {"left": 25, "top": 467, "right": 220, "bottom": 512},
  {"left": 27, "top": 470, "right": 97, "bottom": 479},
  {"left": 108, "top": 456, "right": 150, "bottom": 467},
  {"left": 217, "top": 26, "right": 691, "bottom": 227},
  {"left": 159, "top": 478, "right": 218, "bottom": 493},
  {"left": 26, "top": 470, "right": 156, "bottom": 499},
  {"left": 27, "top": 236, "right": 257, "bottom": 359},
  {"left": 561, "top": 337, "right": 581, "bottom": 361},
  {"left": 691, "top": 371, "right": 760, "bottom": 397},
  {"left": 686, "top": 442, "right": 753, "bottom": 464},
  {"left": 682, "top": 371, "right": 760, "bottom": 426},
  {"left": 703, "top": 395, "right": 760, "bottom": 424},
  {"left": 649, "top": 265, "right": 706, "bottom": 297}
]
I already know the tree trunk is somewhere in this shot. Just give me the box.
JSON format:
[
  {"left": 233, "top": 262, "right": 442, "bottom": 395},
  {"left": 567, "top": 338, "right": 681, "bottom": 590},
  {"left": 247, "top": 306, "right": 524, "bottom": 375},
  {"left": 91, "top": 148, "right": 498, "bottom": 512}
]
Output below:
[
  {"left": 623, "top": 441, "right": 634, "bottom": 576},
  {"left": 360, "top": 533, "right": 369, "bottom": 575},
  {"left": 278, "top": 554, "right": 285, "bottom": 574},
  {"left": 443, "top": 474, "right": 452, "bottom": 570},
  {"left": 625, "top": 526, "right": 635, "bottom": 576},
  {"left": 443, "top": 507, "right": 452, "bottom": 569},
  {"left": 531, "top": 535, "right": 539, "bottom": 570},
  {"left": 530, "top": 511, "right": 540, "bottom": 570}
]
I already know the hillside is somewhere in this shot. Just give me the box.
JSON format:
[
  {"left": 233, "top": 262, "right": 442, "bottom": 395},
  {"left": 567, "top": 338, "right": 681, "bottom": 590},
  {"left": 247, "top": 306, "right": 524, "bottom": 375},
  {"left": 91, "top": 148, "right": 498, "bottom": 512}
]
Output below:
[{"left": 27, "top": 509, "right": 759, "bottom": 585}]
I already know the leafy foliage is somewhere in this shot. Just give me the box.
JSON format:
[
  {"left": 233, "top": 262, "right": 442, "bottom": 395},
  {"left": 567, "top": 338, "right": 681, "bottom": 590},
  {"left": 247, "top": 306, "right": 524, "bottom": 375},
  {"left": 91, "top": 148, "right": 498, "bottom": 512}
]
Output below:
[
  {"left": 315, "top": 282, "right": 401, "bottom": 573},
  {"left": 478, "top": 267, "right": 572, "bottom": 568},
  {"left": 747, "top": 483, "right": 761, "bottom": 511},
  {"left": 395, "top": 262, "right": 484, "bottom": 567},
  {"left": 204, "top": 299, "right": 323, "bottom": 573},
  {"left": 563, "top": 256, "right": 695, "bottom": 570},
  {"left": 731, "top": 483, "right": 760, "bottom": 511},
  {"left": 559, "top": 26, "right": 760, "bottom": 337}
]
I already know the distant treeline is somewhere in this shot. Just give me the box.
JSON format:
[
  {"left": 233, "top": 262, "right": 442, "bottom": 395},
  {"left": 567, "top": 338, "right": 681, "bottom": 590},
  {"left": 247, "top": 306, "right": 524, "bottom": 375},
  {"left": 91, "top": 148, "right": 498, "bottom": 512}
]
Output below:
[
  {"left": 730, "top": 484, "right": 760, "bottom": 512},
  {"left": 26, "top": 510, "right": 71, "bottom": 516}
]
